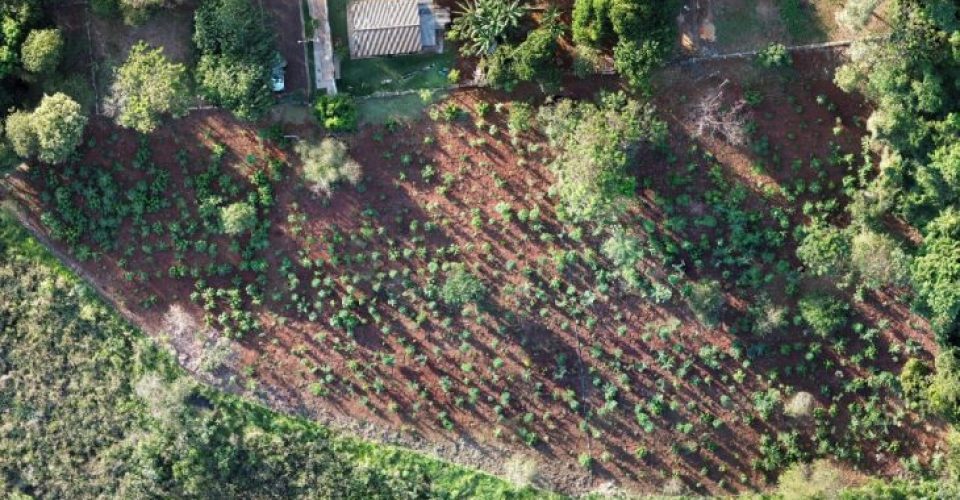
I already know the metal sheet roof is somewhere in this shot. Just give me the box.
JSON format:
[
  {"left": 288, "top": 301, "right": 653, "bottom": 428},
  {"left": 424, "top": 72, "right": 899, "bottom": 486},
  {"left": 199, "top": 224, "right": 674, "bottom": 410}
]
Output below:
[{"left": 348, "top": 0, "right": 423, "bottom": 58}]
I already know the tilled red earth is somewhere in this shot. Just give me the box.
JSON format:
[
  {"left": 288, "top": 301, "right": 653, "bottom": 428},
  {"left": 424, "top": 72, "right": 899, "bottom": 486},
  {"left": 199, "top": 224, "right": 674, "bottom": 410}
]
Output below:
[{"left": 3, "top": 51, "right": 946, "bottom": 495}]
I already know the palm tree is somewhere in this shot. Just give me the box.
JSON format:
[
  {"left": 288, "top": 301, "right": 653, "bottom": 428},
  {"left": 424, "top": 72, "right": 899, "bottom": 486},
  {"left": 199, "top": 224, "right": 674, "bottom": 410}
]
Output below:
[{"left": 448, "top": 0, "right": 526, "bottom": 57}]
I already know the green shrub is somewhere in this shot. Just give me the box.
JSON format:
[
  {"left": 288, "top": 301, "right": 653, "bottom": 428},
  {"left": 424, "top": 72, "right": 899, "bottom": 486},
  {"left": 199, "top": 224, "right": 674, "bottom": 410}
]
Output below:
[
  {"left": 296, "top": 138, "right": 362, "bottom": 195},
  {"left": 850, "top": 230, "right": 911, "bottom": 289},
  {"left": 685, "top": 279, "right": 724, "bottom": 327},
  {"left": 313, "top": 94, "right": 358, "bottom": 132},
  {"left": 776, "top": 460, "right": 848, "bottom": 499},
  {"left": 899, "top": 358, "right": 931, "bottom": 402},
  {"left": 798, "top": 292, "right": 848, "bottom": 337},
  {"left": 440, "top": 263, "right": 486, "bottom": 309},
  {"left": 220, "top": 201, "right": 258, "bottom": 235},
  {"left": 757, "top": 43, "right": 793, "bottom": 68},
  {"left": 796, "top": 220, "right": 850, "bottom": 278}
]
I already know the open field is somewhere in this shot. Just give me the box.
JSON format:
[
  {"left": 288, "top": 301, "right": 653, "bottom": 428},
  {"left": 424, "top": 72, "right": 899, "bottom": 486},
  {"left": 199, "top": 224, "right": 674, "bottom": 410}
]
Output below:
[{"left": 3, "top": 49, "right": 946, "bottom": 495}]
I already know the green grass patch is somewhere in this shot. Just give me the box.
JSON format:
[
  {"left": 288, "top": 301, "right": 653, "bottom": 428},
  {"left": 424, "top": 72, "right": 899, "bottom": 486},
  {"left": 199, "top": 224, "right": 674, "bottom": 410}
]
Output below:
[
  {"left": 777, "top": 0, "right": 827, "bottom": 43},
  {"left": 713, "top": 0, "right": 762, "bottom": 51},
  {"left": 339, "top": 50, "right": 455, "bottom": 96},
  {"left": 357, "top": 91, "right": 441, "bottom": 124}
]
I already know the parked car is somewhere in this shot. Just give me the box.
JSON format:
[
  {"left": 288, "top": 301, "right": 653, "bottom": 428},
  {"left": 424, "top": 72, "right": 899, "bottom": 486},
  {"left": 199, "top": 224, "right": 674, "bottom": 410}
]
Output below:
[{"left": 271, "top": 56, "right": 287, "bottom": 92}]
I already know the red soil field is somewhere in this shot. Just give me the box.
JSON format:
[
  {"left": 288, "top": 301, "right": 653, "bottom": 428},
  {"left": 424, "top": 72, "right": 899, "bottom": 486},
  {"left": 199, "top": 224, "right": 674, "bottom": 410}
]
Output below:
[{"left": 3, "top": 51, "right": 946, "bottom": 495}]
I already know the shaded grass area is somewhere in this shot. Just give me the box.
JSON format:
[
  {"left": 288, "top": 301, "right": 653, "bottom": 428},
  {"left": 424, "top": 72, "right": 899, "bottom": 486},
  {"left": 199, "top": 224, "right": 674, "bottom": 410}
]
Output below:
[
  {"left": 340, "top": 50, "right": 455, "bottom": 95},
  {"left": 713, "top": 0, "right": 831, "bottom": 52},
  {"left": 357, "top": 91, "right": 443, "bottom": 125},
  {"left": 0, "top": 208, "right": 551, "bottom": 499},
  {"left": 778, "top": 0, "right": 828, "bottom": 43},
  {"left": 329, "top": 0, "right": 349, "bottom": 47}
]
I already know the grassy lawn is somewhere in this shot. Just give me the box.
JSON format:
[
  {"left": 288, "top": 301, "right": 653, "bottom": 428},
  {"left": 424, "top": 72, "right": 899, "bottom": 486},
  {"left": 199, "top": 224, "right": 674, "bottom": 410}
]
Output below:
[
  {"left": 328, "top": 0, "right": 454, "bottom": 96},
  {"left": 339, "top": 51, "right": 455, "bottom": 95},
  {"left": 357, "top": 90, "right": 444, "bottom": 125},
  {"left": 713, "top": 0, "right": 833, "bottom": 52}
]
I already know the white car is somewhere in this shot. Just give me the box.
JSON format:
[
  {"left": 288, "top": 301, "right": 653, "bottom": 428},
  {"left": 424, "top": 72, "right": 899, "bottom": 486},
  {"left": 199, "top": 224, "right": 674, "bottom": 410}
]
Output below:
[{"left": 271, "top": 57, "right": 287, "bottom": 92}]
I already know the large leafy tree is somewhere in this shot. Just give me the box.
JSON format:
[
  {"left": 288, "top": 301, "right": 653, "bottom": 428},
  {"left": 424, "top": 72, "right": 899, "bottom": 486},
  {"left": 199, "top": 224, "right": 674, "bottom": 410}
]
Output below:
[
  {"left": 193, "top": 0, "right": 275, "bottom": 120},
  {"left": 109, "top": 42, "right": 191, "bottom": 133},
  {"left": 20, "top": 28, "right": 62, "bottom": 75},
  {"left": 571, "top": 0, "right": 675, "bottom": 90},
  {"left": 537, "top": 92, "right": 666, "bottom": 222},
  {"left": 0, "top": 0, "right": 38, "bottom": 79},
  {"left": 7, "top": 93, "right": 88, "bottom": 164},
  {"left": 31, "top": 92, "right": 87, "bottom": 164}
]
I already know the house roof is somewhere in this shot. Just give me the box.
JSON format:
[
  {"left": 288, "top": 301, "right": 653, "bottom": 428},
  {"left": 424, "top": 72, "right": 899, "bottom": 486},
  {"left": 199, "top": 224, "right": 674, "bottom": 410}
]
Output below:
[{"left": 347, "top": 0, "right": 423, "bottom": 58}]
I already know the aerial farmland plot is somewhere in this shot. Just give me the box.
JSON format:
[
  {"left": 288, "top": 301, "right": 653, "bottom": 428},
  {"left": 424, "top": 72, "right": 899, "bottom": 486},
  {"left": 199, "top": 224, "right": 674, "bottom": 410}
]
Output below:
[{"left": 1, "top": 0, "right": 958, "bottom": 497}]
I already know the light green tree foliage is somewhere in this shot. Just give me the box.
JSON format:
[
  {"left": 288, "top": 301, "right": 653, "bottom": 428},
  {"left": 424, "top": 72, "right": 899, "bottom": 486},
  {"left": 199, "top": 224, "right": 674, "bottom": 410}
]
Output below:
[
  {"left": 912, "top": 210, "right": 960, "bottom": 329},
  {"left": 118, "top": 0, "right": 185, "bottom": 24},
  {"left": 537, "top": 92, "right": 666, "bottom": 222},
  {"left": 4, "top": 110, "right": 37, "bottom": 158},
  {"left": 685, "top": 279, "right": 724, "bottom": 327},
  {"left": 835, "top": 1, "right": 960, "bottom": 341},
  {"left": 485, "top": 10, "right": 563, "bottom": 91},
  {"left": 110, "top": 42, "right": 190, "bottom": 133},
  {"left": 220, "top": 201, "right": 257, "bottom": 235},
  {"left": 20, "top": 28, "right": 62, "bottom": 74},
  {"left": 30, "top": 93, "right": 88, "bottom": 164},
  {"left": 928, "top": 349, "right": 960, "bottom": 422},
  {"left": 850, "top": 229, "right": 910, "bottom": 289},
  {"left": 296, "top": 138, "right": 362, "bottom": 196},
  {"left": 571, "top": 0, "right": 674, "bottom": 90},
  {"left": 0, "top": 0, "right": 37, "bottom": 79}
]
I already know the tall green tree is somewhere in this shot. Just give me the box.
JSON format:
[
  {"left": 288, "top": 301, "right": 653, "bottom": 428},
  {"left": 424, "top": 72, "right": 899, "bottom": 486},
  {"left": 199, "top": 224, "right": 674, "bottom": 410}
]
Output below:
[
  {"left": 20, "top": 28, "right": 62, "bottom": 75},
  {"left": 109, "top": 42, "right": 191, "bottom": 133},
  {"left": 537, "top": 92, "right": 666, "bottom": 221},
  {"left": 193, "top": 0, "right": 275, "bottom": 120}
]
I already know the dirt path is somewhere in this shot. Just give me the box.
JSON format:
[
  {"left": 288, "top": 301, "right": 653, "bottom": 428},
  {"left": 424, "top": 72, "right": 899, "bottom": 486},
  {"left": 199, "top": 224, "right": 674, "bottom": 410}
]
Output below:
[{"left": 306, "top": 0, "right": 338, "bottom": 94}]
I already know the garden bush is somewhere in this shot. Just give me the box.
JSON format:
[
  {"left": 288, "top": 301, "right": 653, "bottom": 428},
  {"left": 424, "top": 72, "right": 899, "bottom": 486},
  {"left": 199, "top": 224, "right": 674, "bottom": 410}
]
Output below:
[
  {"left": 313, "top": 94, "right": 358, "bottom": 132},
  {"left": 757, "top": 43, "right": 793, "bottom": 68},
  {"left": 798, "top": 292, "right": 848, "bottom": 337},
  {"left": 685, "top": 279, "right": 724, "bottom": 327},
  {"left": 220, "top": 201, "right": 257, "bottom": 235},
  {"left": 440, "top": 263, "right": 486, "bottom": 309},
  {"left": 296, "top": 138, "right": 362, "bottom": 195}
]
